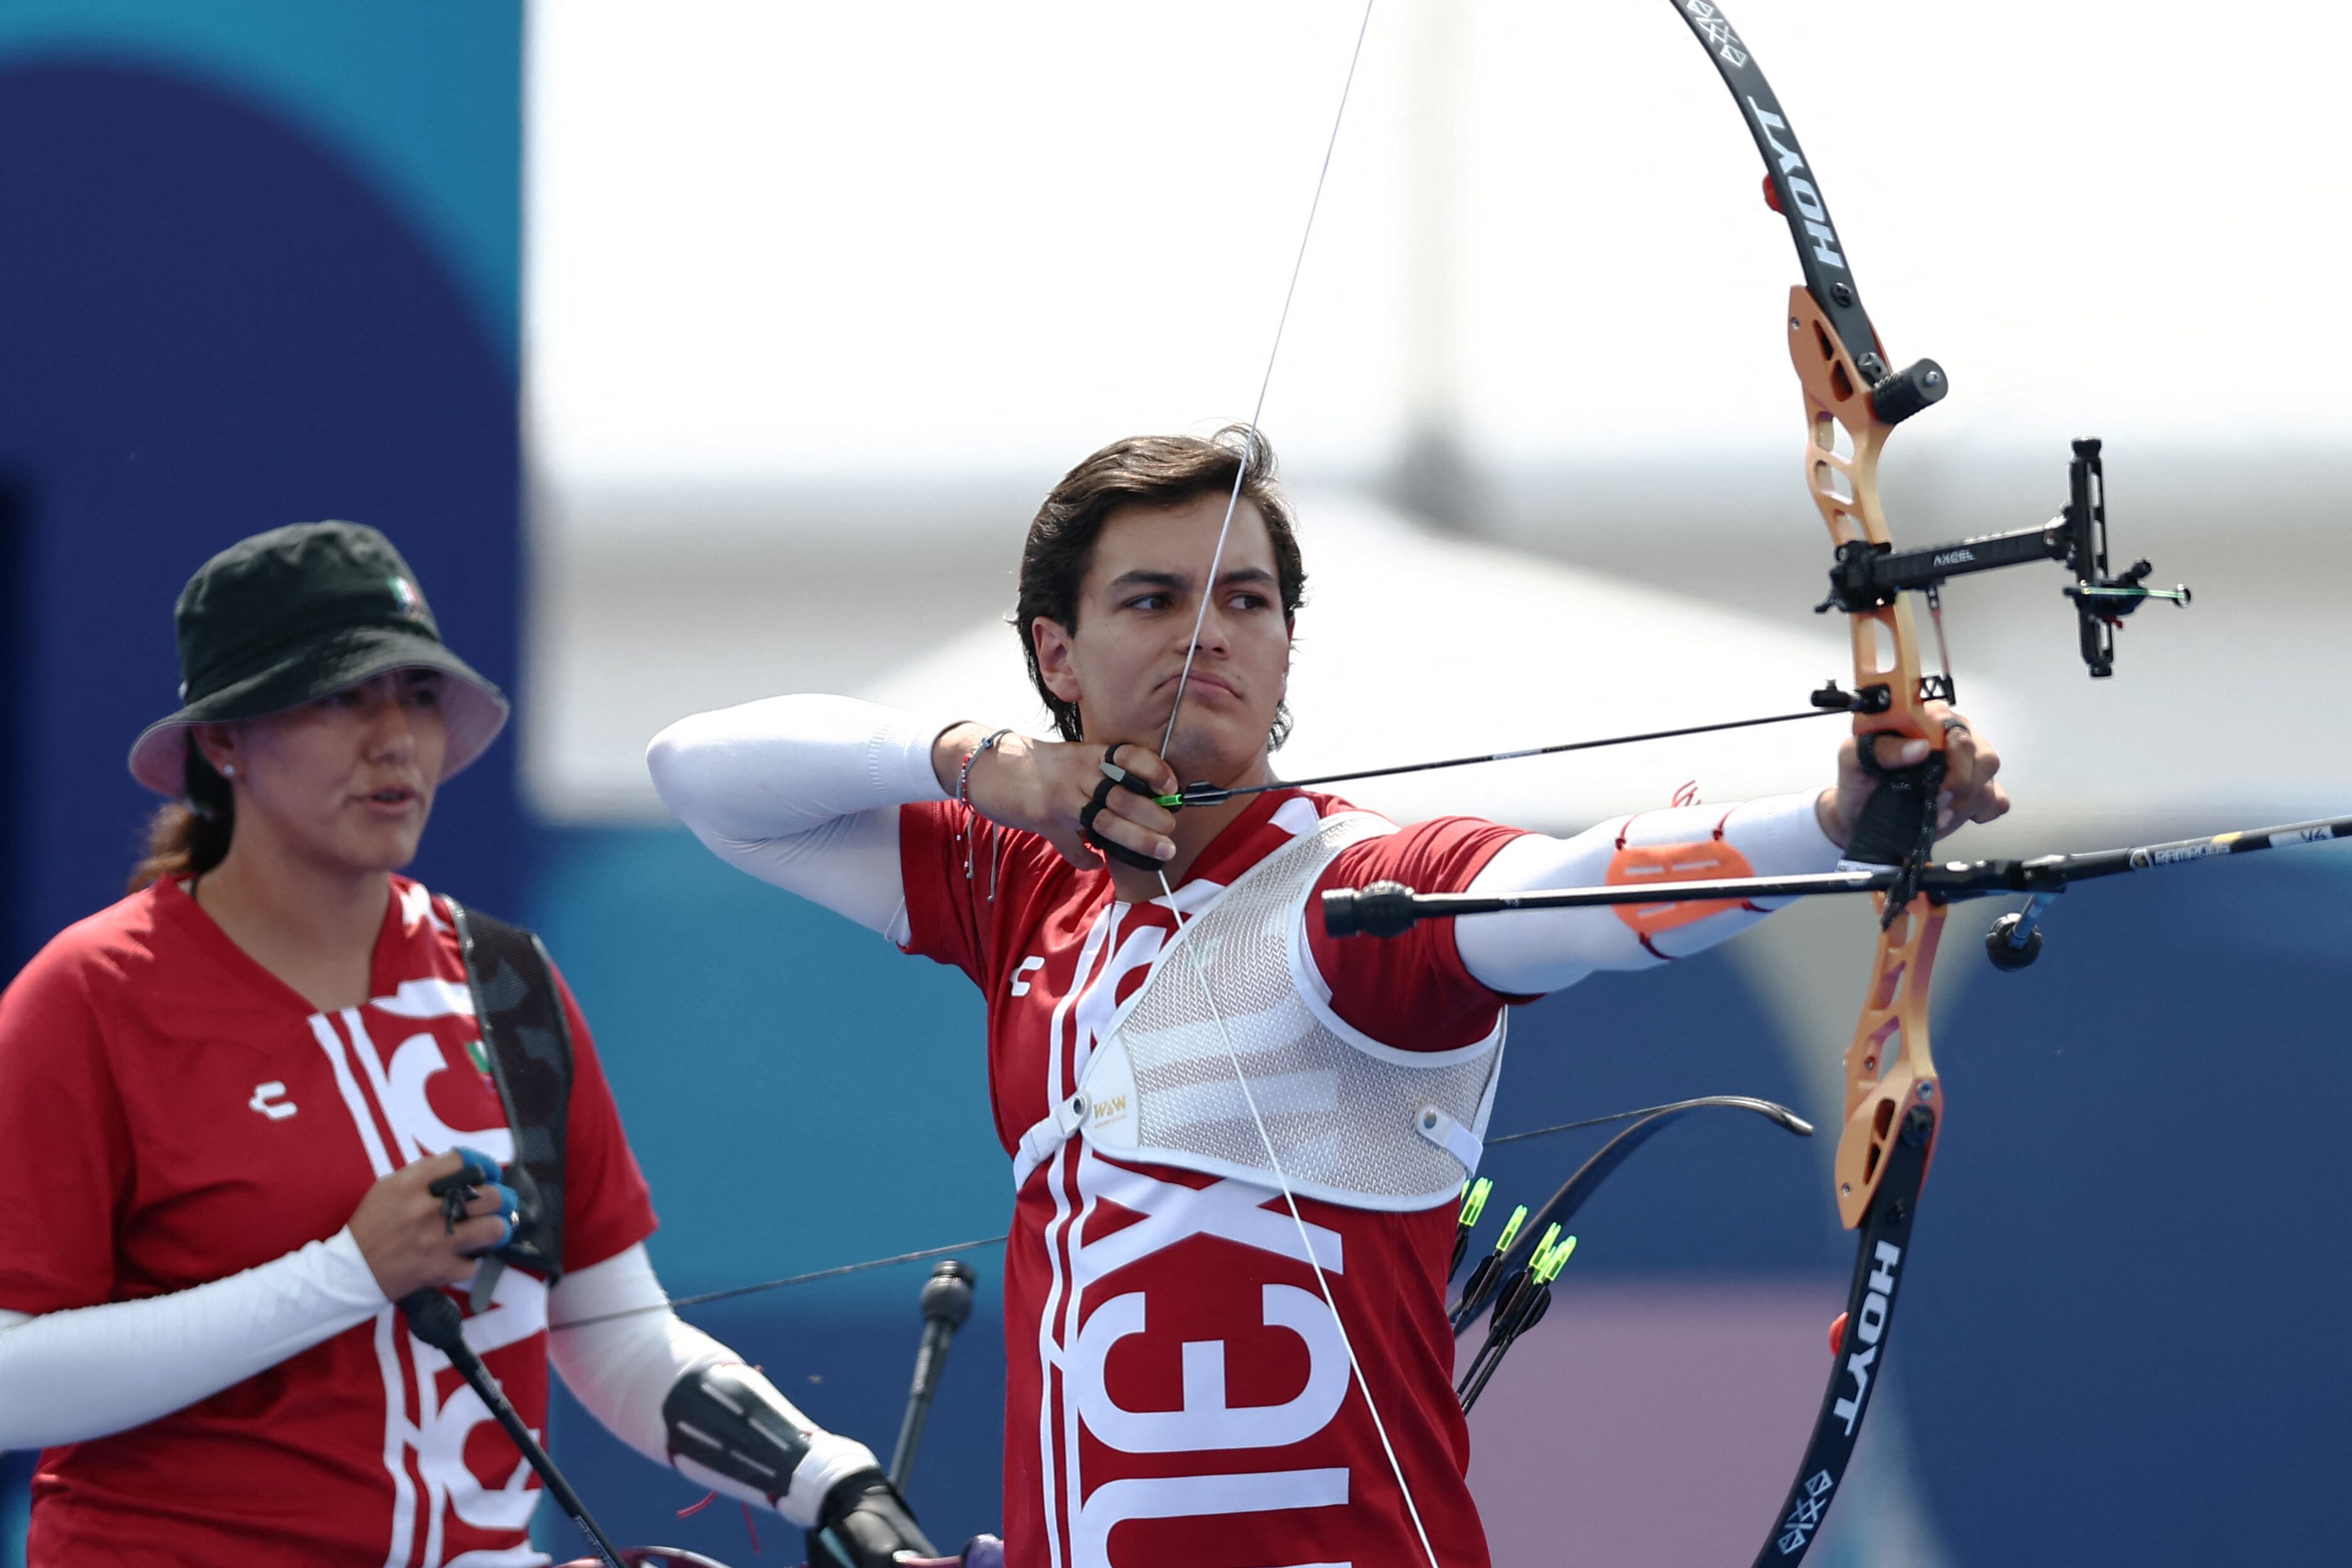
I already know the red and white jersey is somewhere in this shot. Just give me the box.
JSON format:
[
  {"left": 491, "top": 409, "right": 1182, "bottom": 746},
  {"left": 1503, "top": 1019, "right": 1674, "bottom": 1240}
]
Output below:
[
  {"left": 0, "top": 876, "right": 658, "bottom": 1568},
  {"left": 901, "top": 789, "right": 1526, "bottom": 1568}
]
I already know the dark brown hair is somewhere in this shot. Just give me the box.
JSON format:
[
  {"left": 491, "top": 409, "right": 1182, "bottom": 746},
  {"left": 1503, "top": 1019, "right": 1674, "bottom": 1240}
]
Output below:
[
  {"left": 128, "top": 745, "right": 235, "bottom": 891},
  {"left": 1015, "top": 425, "right": 1307, "bottom": 746}
]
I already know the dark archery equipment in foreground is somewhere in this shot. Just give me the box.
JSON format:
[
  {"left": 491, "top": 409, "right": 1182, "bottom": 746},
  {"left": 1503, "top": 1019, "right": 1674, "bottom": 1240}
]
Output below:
[
  {"left": 888, "top": 1260, "right": 977, "bottom": 1494},
  {"left": 393, "top": 1234, "right": 1001, "bottom": 1568},
  {"left": 399, "top": 1287, "right": 631, "bottom": 1568},
  {"left": 1446, "top": 1097, "right": 1814, "bottom": 1414}
]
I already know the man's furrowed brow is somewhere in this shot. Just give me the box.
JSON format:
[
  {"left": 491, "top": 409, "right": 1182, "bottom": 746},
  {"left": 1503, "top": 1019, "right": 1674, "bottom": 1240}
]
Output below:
[
  {"left": 1102, "top": 564, "right": 1277, "bottom": 594},
  {"left": 1103, "top": 568, "right": 1187, "bottom": 594}
]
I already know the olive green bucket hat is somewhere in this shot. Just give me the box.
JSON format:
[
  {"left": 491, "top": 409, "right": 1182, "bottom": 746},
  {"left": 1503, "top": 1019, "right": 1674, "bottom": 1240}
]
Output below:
[{"left": 128, "top": 521, "right": 510, "bottom": 797}]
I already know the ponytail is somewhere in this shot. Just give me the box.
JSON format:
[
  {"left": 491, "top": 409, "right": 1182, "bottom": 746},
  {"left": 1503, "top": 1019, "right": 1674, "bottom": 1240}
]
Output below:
[{"left": 128, "top": 746, "right": 235, "bottom": 891}]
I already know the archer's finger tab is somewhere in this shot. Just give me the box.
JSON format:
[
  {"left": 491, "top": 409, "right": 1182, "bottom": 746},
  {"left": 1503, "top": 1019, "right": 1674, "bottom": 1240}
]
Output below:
[
  {"left": 1098, "top": 744, "right": 1161, "bottom": 798},
  {"left": 1080, "top": 775, "right": 1167, "bottom": 871},
  {"left": 428, "top": 1159, "right": 495, "bottom": 1204},
  {"left": 451, "top": 1147, "right": 502, "bottom": 1187}
]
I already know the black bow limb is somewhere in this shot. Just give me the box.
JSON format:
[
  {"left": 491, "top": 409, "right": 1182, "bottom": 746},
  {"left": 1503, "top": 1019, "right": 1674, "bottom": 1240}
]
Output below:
[{"left": 1451, "top": 1096, "right": 1813, "bottom": 1337}]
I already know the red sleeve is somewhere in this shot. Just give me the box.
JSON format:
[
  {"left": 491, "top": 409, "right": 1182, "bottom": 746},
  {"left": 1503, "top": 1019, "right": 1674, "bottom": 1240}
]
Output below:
[
  {"left": 547, "top": 965, "right": 659, "bottom": 1274},
  {"left": 1306, "top": 815, "right": 1531, "bottom": 1053},
  {"left": 897, "top": 799, "right": 1072, "bottom": 996},
  {"left": 0, "top": 938, "right": 134, "bottom": 1314},
  {"left": 898, "top": 799, "right": 987, "bottom": 983}
]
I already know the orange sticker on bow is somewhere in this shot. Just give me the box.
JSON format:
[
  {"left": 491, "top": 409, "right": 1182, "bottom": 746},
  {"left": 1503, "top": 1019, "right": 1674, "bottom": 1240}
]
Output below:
[{"left": 1608, "top": 839, "right": 1756, "bottom": 937}]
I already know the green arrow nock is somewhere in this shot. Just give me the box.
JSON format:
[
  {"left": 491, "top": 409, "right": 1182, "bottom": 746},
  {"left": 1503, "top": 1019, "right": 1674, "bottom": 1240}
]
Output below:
[
  {"left": 1457, "top": 1177, "right": 1493, "bottom": 1229},
  {"left": 1493, "top": 1204, "right": 1528, "bottom": 1255}
]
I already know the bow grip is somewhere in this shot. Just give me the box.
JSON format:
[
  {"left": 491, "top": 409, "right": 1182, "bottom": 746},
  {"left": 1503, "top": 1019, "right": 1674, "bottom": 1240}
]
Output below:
[{"left": 1843, "top": 732, "right": 1946, "bottom": 870}]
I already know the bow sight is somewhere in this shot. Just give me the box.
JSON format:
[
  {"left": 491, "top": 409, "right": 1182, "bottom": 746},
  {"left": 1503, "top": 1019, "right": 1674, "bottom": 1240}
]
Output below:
[{"left": 1816, "top": 437, "right": 2191, "bottom": 688}]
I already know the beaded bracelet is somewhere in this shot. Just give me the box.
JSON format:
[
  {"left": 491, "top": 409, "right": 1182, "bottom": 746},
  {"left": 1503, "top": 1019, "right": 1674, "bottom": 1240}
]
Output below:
[
  {"left": 957, "top": 728, "right": 1016, "bottom": 890},
  {"left": 957, "top": 727, "right": 1016, "bottom": 807}
]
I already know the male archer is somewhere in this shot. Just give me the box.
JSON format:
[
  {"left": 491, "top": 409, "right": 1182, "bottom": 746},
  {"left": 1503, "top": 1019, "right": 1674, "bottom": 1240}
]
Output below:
[{"left": 647, "top": 427, "right": 2008, "bottom": 1568}]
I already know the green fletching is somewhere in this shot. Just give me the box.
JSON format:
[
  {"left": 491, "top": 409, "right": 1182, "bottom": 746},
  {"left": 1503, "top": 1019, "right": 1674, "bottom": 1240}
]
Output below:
[
  {"left": 1530, "top": 1224, "right": 1562, "bottom": 1279},
  {"left": 1494, "top": 1204, "right": 1527, "bottom": 1254},
  {"left": 1535, "top": 1233, "right": 1579, "bottom": 1284},
  {"left": 1459, "top": 1177, "right": 1493, "bottom": 1228}
]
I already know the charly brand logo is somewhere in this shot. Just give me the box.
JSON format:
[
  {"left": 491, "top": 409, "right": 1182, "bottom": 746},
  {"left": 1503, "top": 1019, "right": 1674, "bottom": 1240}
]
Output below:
[
  {"left": 1932, "top": 548, "right": 1978, "bottom": 567},
  {"left": 1090, "top": 1093, "right": 1129, "bottom": 1126},
  {"left": 248, "top": 1081, "right": 297, "bottom": 1121},
  {"left": 1832, "top": 1241, "right": 1901, "bottom": 1434},
  {"left": 388, "top": 576, "right": 426, "bottom": 621},
  {"left": 1742, "top": 100, "right": 1846, "bottom": 271},
  {"left": 1682, "top": 1, "right": 1748, "bottom": 67},
  {"left": 1775, "top": 1469, "right": 1836, "bottom": 1556}
]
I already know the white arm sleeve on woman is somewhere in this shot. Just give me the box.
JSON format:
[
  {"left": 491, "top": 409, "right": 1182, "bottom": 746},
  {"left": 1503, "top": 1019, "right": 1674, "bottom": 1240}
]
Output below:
[
  {"left": 1456, "top": 791, "right": 1841, "bottom": 995},
  {"left": 547, "top": 1243, "right": 881, "bottom": 1527},
  {"left": 646, "top": 695, "right": 962, "bottom": 945},
  {"left": 0, "top": 1228, "right": 388, "bottom": 1449}
]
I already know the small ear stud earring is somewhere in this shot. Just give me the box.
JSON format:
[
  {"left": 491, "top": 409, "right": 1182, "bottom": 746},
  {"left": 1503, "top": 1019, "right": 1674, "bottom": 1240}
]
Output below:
[{"left": 220, "top": 763, "right": 236, "bottom": 778}]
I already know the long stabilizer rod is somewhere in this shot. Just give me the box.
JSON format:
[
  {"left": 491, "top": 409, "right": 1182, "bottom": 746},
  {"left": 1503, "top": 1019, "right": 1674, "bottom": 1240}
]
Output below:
[{"left": 1322, "top": 814, "right": 2352, "bottom": 938}]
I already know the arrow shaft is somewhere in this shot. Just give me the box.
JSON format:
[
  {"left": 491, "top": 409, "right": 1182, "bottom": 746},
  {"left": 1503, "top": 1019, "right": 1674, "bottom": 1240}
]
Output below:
[{"left": 1178, "top": 701, "right": 1848, "bottom": 807}]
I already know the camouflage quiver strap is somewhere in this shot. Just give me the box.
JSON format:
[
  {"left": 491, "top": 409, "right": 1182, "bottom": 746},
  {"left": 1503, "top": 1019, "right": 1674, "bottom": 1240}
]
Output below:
[{"left": 446, "top": 898, "right": 574, "bottom": 1288}]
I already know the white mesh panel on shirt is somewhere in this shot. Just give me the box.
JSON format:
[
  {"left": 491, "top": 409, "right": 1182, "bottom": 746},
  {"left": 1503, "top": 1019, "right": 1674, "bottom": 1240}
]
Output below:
[{"left": 1105, "top": 812, "right": 1501, "bottom": 1209}]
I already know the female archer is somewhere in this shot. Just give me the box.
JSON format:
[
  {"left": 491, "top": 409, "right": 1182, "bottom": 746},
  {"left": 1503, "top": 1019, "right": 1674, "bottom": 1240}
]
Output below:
[
  {"left": 648, "top": 428, "right": 2009, "bottom": 1568},
  {"left": 0, "top": 523, "right": 929, "bottom": 1567}
]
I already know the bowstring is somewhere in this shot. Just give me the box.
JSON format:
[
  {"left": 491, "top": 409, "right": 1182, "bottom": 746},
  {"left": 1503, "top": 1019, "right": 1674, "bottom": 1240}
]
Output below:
[
  {"left": 545, "top": 1235, "right": 1007, "bottom": 1332},
  {"left": 1152, "top": 4, "right": 1444, "bottom": 1563},
  {"left": 1157, "top": 869, "right": 1442, "bottom": 1568},
  {"left": 1158, "top": 0, "right": 1377, "bottom": 761},
  {"left": 542, "top": 1109, "right": 1659, "bottom": 1334}
]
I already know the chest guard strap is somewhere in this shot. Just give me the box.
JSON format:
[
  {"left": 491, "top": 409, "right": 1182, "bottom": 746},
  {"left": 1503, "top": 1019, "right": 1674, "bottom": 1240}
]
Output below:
[
  {"left": 446, "top": 898, "right": 574, "bottom": 1287},
  {"left": 1013, "top": 811, "right": 1505, "bottom": 1212}
]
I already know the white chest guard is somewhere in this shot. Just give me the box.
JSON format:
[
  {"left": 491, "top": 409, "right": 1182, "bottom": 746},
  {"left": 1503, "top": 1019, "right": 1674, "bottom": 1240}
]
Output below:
[{"left": 1012, "top": 810, "right": 1505, "bottom": 1212}]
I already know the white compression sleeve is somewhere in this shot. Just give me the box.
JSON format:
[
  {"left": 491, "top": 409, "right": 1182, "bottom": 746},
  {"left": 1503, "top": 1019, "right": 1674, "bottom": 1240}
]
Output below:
[
  {"left": 547, "top": 1243, "right": 880, "bottom": 1528},
  {"left": 0, "top": 1229, "right": 388, "bottom": 1450},
  {"left": 1456, "top": 791, "right": 1841, "bottom": 995},
  {"left": 646, "top": 695, "right": 963, "bottom": 944}
]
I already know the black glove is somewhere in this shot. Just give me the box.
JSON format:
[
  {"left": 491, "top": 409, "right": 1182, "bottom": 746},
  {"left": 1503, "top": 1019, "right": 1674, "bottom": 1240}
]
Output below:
[{"left": 808, "top": 1468, "right": 937, "bottom": 1567}]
